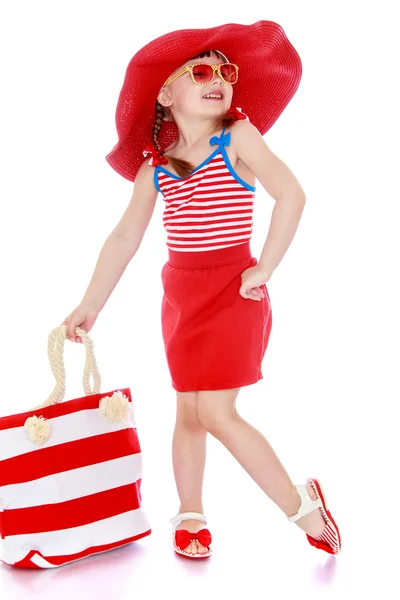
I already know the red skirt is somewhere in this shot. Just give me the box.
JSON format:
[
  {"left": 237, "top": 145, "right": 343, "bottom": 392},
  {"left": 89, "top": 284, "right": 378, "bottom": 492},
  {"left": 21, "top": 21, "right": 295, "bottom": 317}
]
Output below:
[{"left": 161, "top": 241, "right": 272, "bottom": 392}]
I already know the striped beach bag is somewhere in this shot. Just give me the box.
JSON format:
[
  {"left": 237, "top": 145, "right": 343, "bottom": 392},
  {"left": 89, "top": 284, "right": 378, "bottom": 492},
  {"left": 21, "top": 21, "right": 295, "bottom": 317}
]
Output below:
[{"left": 0, "top": 326, "right": 151, "bottom": 569}]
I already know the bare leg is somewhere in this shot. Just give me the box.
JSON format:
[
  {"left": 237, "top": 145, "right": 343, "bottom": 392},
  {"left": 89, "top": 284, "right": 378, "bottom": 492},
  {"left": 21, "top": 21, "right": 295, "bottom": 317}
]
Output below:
[
  {"left": 196, "top": 388, "right": 326, "bottom": 539},
  {"left": 172, "top": 391, "right": 209, "bottom": 555}
]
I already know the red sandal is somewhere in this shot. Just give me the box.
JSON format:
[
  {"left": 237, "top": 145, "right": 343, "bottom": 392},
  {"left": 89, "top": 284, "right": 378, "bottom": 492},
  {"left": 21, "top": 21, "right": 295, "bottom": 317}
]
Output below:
[
  {"left": 169, "top": 512, "right": 212, "bottom": 559},
  {"left": 287, "top": 478, "right": 341, "bottom": 555}
]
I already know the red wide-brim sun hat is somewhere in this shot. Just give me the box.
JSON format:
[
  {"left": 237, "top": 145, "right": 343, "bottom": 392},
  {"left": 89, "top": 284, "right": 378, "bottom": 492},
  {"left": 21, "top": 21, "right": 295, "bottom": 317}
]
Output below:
[{"left": 105, "top": 20, "right": 302, "bottom": 182}]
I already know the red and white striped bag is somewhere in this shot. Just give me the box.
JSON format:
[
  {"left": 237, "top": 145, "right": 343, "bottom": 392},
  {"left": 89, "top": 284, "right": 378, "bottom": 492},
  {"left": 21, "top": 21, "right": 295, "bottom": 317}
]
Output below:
[{"left": 0, "top": 326, "right": 151, "bottom": 569}]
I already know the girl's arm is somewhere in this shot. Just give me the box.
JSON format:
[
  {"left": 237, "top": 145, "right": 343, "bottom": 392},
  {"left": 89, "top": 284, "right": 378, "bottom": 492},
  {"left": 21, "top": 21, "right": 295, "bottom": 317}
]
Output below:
[
  {"left": 231, "top": 120, "right": 306, "bottom": 279},
  {"left": 112, "top": 161, "right": 159, "bottom": 244},
  {"left": 80, "top": 161, "right": 158, "bottom": 312}
]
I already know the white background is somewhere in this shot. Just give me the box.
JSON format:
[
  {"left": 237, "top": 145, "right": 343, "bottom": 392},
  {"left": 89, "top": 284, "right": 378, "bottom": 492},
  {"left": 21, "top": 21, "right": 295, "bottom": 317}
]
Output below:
[{"left": 0, "top": 0, "right": 399, "bottom": 598}]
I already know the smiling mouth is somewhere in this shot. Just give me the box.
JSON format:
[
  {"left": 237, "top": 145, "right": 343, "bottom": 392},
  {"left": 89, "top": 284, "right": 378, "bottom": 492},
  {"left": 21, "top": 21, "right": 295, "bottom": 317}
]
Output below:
[{"left": 202, "top": 93, "right": 223, "bottom": 100}]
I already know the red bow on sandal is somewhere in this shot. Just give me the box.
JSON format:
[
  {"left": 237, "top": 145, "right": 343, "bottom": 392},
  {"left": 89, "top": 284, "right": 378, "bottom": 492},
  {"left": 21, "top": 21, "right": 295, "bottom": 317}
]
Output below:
[
  {"left": 169, "top": 512, "right": 212, "bottom": 559},
  {"left": 175, "top": 528, "right": 212, "bottom": 550}
]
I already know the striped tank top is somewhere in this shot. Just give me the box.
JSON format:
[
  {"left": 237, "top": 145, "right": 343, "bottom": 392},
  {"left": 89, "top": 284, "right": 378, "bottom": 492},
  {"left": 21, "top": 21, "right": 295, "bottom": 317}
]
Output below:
[{"left": 154, "top": 127, "right": 256, "bottom": 253}]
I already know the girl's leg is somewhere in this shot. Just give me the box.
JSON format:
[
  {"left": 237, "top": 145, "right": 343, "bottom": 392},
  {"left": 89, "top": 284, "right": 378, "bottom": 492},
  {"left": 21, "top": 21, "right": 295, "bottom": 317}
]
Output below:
[
  {"left": 172, "top": 390, "right": 209, "bottom": 555},
  {"left": 196, "top": 388, "right": 327, "bottom": 539}
]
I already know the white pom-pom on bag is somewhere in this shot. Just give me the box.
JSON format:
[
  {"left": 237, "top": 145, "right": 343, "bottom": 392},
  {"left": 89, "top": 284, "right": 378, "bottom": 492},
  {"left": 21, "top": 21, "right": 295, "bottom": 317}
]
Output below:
[
  {"left": 99, "top": 390, "right": 131, "bottom": 425},
  {"left": 24, "top": 415, "right": 52, "bottom": 445}
]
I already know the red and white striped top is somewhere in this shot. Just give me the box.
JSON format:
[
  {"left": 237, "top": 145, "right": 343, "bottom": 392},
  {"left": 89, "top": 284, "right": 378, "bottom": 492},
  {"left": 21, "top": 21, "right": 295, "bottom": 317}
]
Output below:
[{"left": 154, "top": 128, "right": 256, "bottom": 253}]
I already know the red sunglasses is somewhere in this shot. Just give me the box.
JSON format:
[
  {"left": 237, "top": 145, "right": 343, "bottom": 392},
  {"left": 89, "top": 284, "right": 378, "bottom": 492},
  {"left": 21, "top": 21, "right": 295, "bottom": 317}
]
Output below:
[{"left": 164, "top": 62, "right": 239, "bottom": 86}]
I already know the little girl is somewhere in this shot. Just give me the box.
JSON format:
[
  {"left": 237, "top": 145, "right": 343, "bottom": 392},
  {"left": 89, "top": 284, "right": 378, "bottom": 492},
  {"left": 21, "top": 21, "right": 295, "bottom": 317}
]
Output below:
[{"left": 62, "top": 20, "right": 341, "bottom": 559}]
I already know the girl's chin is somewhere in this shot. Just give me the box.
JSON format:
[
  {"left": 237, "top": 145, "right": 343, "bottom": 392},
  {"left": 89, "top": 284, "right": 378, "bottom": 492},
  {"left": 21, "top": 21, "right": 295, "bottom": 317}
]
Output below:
[
  {"left": 201, "top": 101, "right": 228, "bottom": 114},
  {"left": 202, "top": 99, "right": 226, "bottom": 106}
]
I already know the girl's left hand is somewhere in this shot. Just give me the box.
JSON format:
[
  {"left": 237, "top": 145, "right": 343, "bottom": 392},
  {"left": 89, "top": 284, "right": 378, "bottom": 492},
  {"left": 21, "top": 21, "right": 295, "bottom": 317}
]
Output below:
[{"left": 239, "top": 265, "right": 270, "bottom": 301}]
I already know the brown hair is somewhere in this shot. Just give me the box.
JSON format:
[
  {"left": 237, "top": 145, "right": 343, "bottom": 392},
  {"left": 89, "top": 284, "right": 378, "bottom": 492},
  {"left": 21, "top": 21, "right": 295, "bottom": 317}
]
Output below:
[{"left": 152, "top": 50, "right": 236, "bottom": 178}]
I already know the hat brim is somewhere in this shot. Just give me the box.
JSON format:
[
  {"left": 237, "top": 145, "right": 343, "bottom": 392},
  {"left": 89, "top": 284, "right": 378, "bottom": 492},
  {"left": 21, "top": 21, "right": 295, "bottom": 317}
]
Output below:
[{"left": 106, "top": 20, "right": 302, "bottom": 182}]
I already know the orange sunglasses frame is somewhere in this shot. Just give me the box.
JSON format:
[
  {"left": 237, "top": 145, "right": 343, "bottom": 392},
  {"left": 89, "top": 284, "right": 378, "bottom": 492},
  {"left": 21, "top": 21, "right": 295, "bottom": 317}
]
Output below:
[{"left": 163, "top": 62, "right": 239, "bottom": 86}]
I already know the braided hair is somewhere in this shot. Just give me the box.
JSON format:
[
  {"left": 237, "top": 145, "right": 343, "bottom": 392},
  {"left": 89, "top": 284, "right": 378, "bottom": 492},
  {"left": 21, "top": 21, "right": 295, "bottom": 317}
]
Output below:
[{"left": 151, "top": 50, "right": 235, "bottom": 179}]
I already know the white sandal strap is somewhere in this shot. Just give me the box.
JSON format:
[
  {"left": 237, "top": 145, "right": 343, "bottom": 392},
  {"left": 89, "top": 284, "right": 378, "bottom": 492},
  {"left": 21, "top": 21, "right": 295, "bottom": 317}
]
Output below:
[
  {"left": 169, "top": 512, "right": 208, "bottom": 527},
  {"left": 287, "top": 484, "right": 323, "bottom": 522}
]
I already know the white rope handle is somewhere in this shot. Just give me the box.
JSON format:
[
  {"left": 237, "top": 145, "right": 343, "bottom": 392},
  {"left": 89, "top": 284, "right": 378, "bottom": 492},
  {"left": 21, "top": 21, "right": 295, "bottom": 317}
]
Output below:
[{"left": 31, "top": 325, "right": 101, "bottom": 410}]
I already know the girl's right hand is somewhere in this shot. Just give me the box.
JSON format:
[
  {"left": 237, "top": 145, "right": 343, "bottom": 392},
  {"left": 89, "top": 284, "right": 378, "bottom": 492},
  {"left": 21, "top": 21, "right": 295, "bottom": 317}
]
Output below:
[{"left": 60, "top": 303, "right": 99, "bottom": 343}]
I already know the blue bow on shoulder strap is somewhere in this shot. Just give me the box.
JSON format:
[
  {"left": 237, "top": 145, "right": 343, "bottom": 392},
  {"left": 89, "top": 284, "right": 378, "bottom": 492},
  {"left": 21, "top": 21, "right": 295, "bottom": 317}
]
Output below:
[{"left": 209, "top": 130, "right": 231, "bottom": 147}]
